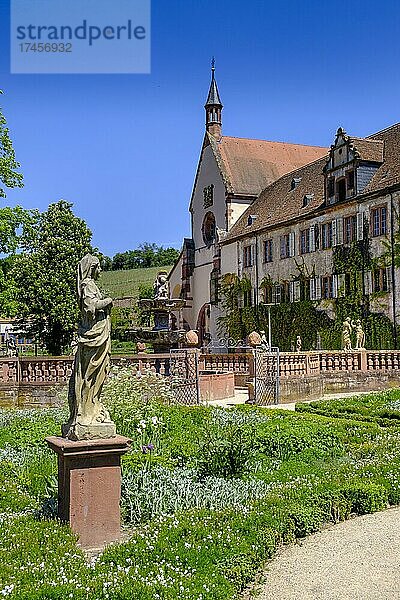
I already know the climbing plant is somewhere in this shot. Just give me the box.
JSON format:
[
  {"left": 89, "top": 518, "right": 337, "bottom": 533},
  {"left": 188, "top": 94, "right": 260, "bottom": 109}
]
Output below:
[{"left": 218, "top": 229, "right": 395, "bottom": 350}]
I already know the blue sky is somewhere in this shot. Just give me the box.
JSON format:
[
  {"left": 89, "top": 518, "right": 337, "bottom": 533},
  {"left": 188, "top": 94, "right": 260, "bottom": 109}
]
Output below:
[{"left": 1, "top": 0, "right": 400, "bottom": 257}]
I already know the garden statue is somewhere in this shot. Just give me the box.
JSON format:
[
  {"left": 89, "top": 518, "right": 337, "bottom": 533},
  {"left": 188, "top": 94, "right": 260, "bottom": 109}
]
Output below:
[
  {"left": 62, "top": 254, "right": 116, "bottom": 440},
  {"left": 342, "top": 316, "right": 353, "bottom": 352},
  {"left": 353, "top": 319, "right": 366, "bottom": 350},
  {"left": 154, "top": 270, "right": 169, "bottom": 300},
  {"left": 260, "top": 330, "right": 270, "bottom": 350},
  {"left": 296, "top": 335, "right": 302, "bottom": 352}
]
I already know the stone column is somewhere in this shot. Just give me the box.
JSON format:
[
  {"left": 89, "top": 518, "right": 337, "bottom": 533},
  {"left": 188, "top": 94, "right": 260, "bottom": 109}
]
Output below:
[{"left": 46, "top": 435, "right": 131, "bottom": 549}]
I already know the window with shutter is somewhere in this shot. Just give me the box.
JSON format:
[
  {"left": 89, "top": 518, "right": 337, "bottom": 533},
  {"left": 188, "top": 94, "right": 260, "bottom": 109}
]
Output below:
[
  {"left": 337, "top": 218, "right": 344, "bottom": 245},
  {"left": 289, "top": 281, "right": 294, "bottom": 303},
  {"left": 315, "top": 277, "right": 322, "bottom": 300},
  {"left": 310, "top": 226, "right": 316, "bottom": 252},
  {"left": 310, "top": 278, "right": 316, "bottom": 301},
  {"left": 356, "top": 212, "right": 364, "bottom": 241},
  {"left": 344, "top": 215, "right": 357, "bottom": 244},
  {"left": 364, "top": 271, "right": 372, "bottom": 295},
  {"left": 294, "top": 280, "right": 301, "bottom": 302},
  {"left": 332, "top": 274, "right": 338, "bottom": 298},
  {"left": 289, "top": 232, "right": 295, "bottom": 257},
  {"left": 332, "top": 220, "right": 338, "bottom": 246}
]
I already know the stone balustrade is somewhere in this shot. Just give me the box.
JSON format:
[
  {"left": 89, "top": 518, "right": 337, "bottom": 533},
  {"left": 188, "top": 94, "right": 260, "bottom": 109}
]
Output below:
[{"left": 0, "top": 350, "right": 399, "bottom": 388}]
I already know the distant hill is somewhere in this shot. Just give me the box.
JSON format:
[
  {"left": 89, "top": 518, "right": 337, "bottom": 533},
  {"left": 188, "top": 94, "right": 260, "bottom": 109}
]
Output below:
[{"left": 99, "top": 265, "right": 173, "bottom": 299}]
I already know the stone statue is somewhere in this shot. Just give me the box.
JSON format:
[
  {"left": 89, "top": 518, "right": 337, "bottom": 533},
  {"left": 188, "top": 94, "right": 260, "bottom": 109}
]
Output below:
[
  {"left": 62, "top": 254, "right": 116, "bottom": 440},
  {"left": 154, "top": 271, "right": 169, "bottom": 300},
  {"left": 296, "top": 335, "right": 302, "bottom": 353},
  {"left": 342, "top": 316, "right": 353, "bottom": 352},
  {"left": 259, "top": 330, "right": 269, "bottom": 351},
  {"left": 353, "top": 318, "right": 365, "bottom": 350}
]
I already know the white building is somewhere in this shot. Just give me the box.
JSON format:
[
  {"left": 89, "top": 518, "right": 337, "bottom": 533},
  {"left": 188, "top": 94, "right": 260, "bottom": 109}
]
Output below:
[{"left": 169, "top": 65, "right": 327, "bottom": 344}]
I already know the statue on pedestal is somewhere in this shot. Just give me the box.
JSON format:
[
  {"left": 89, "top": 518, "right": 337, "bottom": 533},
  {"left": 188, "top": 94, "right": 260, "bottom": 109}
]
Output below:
[
  {"left": 296, "top": 335, "right": 302, "bottom": 353},
  {"left": 353, "top": 318, "right": 366, "bottom": 350},
  {"left": 62, "top": 254, "right": 116, "bottom": 440},
  {"left": 342, "top": 316, "right": 353, "bottom": 352}
]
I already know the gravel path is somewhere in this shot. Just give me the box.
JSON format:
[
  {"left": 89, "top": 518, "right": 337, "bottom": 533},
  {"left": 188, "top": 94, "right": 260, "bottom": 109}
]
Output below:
[{"left": 259, "top": 507, "right": 400, "bottom": 600}]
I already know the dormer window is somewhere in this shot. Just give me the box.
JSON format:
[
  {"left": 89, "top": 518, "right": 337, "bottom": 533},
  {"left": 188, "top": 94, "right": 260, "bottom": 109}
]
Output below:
[
  {"left": 247, "top": 214, "right": 257, "bottom": 226},
  {"left": 291, "top": 177, "right": 301, "bottom": 190},
  {"left": 302, "top": 194, "right": 314, "bottom": 208},
  {"left": 325, "top": 127, "right": 383, "bottom": 205}
]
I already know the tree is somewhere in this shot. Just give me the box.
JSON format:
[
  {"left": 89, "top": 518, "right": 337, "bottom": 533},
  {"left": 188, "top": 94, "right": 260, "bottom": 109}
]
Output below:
[
  {"left": 12, "top": 200, "right": 94, "bottom": 355},
  {"left": 110, "top": 243, "right": 179, "bottom": 271},
  {"left": 0, "top": 91, "right": 23, "bottom": 197}
]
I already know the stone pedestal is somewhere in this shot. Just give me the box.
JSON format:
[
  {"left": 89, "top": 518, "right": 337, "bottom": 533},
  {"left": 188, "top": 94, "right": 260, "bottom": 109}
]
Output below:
[{"left": 46, "top": 435, "right": 131, "bottom": 549}]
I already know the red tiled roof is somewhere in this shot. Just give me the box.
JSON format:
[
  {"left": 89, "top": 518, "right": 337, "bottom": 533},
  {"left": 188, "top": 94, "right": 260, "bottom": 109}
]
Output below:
[
  {"left": 348, "top": 137, "right": 384, "bottom": 163},
  {"left": 208, "top": 133, "right": 328, "bottom": 197},
  {"left": 223, "top": 156, "right": 327, "bottom": 242},
  {"left": 222, "top": 122, "right": 400, "bottom": 243}
]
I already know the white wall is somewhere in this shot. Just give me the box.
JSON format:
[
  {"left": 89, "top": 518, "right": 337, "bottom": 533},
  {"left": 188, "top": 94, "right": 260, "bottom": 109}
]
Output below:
[
  {"left": 216, "top": 190, "right": 400, "bottom": 329},
  {"left": 190, "top": 144, "right": 227, "bottom": 330}
]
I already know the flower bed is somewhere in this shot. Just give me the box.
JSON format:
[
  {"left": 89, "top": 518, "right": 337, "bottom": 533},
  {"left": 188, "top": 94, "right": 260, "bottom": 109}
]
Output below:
[{"left": 1, "top": 371, "right": 400, "bottom": 599}]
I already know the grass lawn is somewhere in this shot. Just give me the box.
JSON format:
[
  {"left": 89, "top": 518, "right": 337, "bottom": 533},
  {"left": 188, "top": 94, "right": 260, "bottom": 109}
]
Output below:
[
  {"left": 1, "top": 374, "right": 400, "bottom": 599},
  {"left": 99, "top": 265, "right": 173, "bottom": 299}
]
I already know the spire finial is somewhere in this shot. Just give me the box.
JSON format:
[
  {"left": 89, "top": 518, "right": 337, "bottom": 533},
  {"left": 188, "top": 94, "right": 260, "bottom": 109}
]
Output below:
[{"left": 211, "top": 56, "right": 215, "bottom": 71}]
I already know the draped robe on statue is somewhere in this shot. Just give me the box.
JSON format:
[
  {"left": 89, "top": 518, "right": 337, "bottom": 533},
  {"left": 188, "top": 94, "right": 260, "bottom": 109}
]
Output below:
[{"left": 63, "top": 255, "right": 115, "bottom": 440}]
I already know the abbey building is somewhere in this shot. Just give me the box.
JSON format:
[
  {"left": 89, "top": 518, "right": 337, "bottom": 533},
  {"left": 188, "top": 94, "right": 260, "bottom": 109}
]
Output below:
[{"left": 169, "top": 66, "right": 400, "bottom": 348}]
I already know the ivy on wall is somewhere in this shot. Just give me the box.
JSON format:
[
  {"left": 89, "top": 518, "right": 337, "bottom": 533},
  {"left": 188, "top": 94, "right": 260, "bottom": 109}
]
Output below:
[{"left": 218, "top": 233, "right": 396, "bottom": 350}]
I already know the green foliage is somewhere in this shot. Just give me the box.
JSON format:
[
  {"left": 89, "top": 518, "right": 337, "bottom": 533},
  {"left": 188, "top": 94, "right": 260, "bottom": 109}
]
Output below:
[
  {"left": 111, "top": 243, "right": 179, "bottom": 271},
  {"left": 218, "top": 274, "right": 257, "bottom": 339},
  {"left": 12, "top": 200, "right": 93, "bottom": 355},
  {"left": 296, "top": 389, "right": 400, "bottom": 426},
  {"left": 265, "top": 301, "right": 331, "bottom": 351},
  {"left": 2, "top": 382, "right": 400, "bottom": 599},
  {"left": 219, "top": 235, "right": 395, "bottom": 349},
  {"left": 0, "top": 91, "right": 23, "bottom": 198},
  {"left": 100, "top": 265, "right": 171, "bottom": 299}
]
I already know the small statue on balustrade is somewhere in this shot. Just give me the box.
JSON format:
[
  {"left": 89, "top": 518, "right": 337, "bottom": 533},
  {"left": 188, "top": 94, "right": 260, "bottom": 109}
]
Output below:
[
  {"left": 296, "top": 335, "right": 302, "bottom": 353},
  {"left": 342, "top": 316, "right": 353, "bottom": 352},
  {"left": 352, "top": 318, "right": 366, "bottom": 350},
  {"left": 260, "top": 330, "right": 270, "bottom": 351},
  {"left": 62, "top": 254, "right": 116, "bottom": 441}
]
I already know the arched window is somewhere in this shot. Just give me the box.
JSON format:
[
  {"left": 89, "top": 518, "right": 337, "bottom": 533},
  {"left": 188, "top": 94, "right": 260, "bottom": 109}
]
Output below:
[{"left": 202, "top": 212, "right": 216, "bottom": 247}]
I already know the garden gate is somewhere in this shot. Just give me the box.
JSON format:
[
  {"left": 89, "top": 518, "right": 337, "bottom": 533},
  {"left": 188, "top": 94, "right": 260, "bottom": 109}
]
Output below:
[
  {"left": 169, "top": 348, "right": 200, "bottom": 405},
  {"left": 253, "top": 346, "right": 280, "bottom": 405}
]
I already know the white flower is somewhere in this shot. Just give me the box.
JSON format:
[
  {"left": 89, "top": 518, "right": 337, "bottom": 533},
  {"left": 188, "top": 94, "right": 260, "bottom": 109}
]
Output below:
[{"left": 151, "top": 416, "right": 159, "bottom": 425}]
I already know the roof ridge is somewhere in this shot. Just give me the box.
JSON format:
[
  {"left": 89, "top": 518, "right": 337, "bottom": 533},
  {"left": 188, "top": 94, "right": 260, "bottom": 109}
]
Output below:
[
  {"left": 366, "top": 122, "right": 400, "bottom": 139},
  {"left": 350, "top": 136, "right": 384, "bottom": 143},
  {"left": 221, "top": 135, "right": 327, "bottom": 149}
]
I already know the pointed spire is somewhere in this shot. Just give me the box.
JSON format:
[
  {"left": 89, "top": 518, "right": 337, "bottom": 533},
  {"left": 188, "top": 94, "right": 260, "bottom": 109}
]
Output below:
[
  {"left": 205, "top": 59, "right": 223, "bottom": 137},
  {"left": 205, "top": 57, "right": 223, "bottom": 107}
]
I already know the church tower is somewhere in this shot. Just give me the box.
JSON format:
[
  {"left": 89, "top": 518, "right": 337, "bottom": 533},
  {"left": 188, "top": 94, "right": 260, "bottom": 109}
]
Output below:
[{"left": 205, "top": 59, "right": 223, "bottom": 138}]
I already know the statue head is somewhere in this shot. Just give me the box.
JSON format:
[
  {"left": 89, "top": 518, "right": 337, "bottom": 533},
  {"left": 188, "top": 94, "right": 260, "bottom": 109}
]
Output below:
[
  {"left": 77, "top": 254, "right": 101, "bottom": 298},
  {"left": 157, "top": 271, "right": 168, "bottom": 285}
]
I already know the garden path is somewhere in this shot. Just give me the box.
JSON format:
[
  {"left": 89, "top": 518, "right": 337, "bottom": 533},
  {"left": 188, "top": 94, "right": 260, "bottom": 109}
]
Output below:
[{"left": 258, "top": 506, "right": 400, "bottom": 600}]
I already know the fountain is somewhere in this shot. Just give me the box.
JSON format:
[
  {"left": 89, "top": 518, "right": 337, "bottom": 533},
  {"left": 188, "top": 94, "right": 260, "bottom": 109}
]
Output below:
[{"left": 128, "top": 270, "right": 194, "bottom": 352}]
